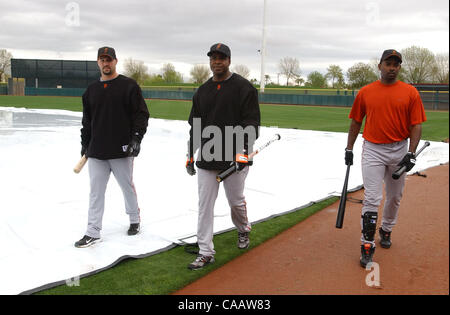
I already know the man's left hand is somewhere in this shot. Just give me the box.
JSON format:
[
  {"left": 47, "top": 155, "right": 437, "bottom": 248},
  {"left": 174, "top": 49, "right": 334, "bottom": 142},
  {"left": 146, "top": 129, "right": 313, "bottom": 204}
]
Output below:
[{"left": 126, "top": 135, "right": 141, "bottom": 157}]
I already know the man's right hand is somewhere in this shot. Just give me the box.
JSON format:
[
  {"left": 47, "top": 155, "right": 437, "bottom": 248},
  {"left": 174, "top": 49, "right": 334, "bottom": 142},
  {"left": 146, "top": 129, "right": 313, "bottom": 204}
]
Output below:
[
  {"left": 186, "top": 158, "right": 196, "bottom": 176},
  {"left": 81, "top": 145, "right": 87, "bottom": 157},
  {"left": 345, "top": 148, "right": 353, "bottom": 165}
]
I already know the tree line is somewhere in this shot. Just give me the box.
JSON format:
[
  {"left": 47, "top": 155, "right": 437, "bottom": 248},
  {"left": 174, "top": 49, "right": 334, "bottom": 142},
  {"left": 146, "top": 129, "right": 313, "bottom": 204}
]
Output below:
[
  {"left": 1, "top": 45, "right": 448, "bottom": 89},
  {"left": 123, "top": 59, "right": 253, "bottom": 86},
  {"left": 276, "top": 46, "right": 449, "bottom": 89},
  {"left": 120, "top": 45, "right": 450, "bottom": 89}
]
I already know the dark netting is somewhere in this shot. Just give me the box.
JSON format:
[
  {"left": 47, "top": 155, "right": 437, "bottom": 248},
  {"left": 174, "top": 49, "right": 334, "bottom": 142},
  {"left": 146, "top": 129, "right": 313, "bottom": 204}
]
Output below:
[
  {"left": 38, "top": 69, "right": 62, "bottom": 79},
  {"left": 11, "top": 59, "right": 100, "bottom": 88},
  {"left": 37, "top": 60, "right": 62, "bottom": 69},
  {"left": 62, "top": 78, "right": 88, "bottom": 88},
  {"left": 63, "top": 69, "right": 87, "bottom": 79},
  {"left": 39, "top": 78, "right": 61, "bottom": 88},
  {"left": 37, "top": 60, "right": 62, "bottom": 84},
  {"left": 24, "top": 77, "right": 36, "bottom": 87},
  {"left": 12, "top": 59, "right": 37, "bottom": 78},
  {"left": 87, "top": 71, "right": 100, "bottom": 84},
  {"left": 62, "top": 60, "right": 87, "bottom": 71},
  {"left": 87, "top": 62, "right": 99, "bottom": 71}
]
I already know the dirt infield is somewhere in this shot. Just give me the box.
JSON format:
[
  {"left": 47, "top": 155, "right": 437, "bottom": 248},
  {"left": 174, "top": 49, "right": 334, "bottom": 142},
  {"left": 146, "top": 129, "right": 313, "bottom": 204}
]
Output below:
[{"left": 175, "top": 163, "right": 449, "bottom": 295}]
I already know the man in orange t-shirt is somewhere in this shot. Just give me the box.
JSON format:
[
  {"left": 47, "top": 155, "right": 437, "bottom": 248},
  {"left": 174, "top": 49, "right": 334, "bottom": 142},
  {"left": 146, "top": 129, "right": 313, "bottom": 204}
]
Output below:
[{"left": 345, "top": 49, "right": 426, "bottom": 268}]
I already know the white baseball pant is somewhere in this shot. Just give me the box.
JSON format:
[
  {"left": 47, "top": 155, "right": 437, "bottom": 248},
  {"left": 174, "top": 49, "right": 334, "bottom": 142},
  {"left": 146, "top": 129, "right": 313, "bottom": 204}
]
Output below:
[
  {"left": 86, "top": 157, "right": 140, "bottom": 238},
  {"left": 196, "top": 167, "right": 251, "bottom": 257},
  {"left": 360, "top": 139, "right": 408, "bottom": 245}
]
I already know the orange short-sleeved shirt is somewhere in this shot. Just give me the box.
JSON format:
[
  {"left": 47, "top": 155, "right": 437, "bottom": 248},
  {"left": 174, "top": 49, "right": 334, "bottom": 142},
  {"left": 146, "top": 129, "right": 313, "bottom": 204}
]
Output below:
[{"left": 349, "top": 80, "right": 426, "bottom": 144}]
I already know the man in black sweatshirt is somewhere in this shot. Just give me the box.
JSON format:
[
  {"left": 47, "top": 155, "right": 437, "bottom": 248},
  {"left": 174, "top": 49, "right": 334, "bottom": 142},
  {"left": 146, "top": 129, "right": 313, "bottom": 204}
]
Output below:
[
  {"left": 186, "top": 43, "right": 261, "bottom": 269},
  {"left": 75, "top": 47, "right": 149, "bottom": 248}
]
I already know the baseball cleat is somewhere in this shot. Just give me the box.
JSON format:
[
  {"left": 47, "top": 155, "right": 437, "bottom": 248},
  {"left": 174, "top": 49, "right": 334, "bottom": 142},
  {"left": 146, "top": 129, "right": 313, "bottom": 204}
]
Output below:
[
  {"left": 188, "top": 255, "right": 215, "bottom": 270},
  {"left": 360, "top": 243, "right": 376, "bottom": 268},
  {"left": 128, "top": 223, "right": 140, "bottom": 235},
  {"left": 74, "top": 235, "right": 101, "bottom": 248},
  {"left": 379, "top": 227, "right": 392, "bottom": 248},
  {"left": 237, "top": 232, "right": 250, "bottom": 249}
]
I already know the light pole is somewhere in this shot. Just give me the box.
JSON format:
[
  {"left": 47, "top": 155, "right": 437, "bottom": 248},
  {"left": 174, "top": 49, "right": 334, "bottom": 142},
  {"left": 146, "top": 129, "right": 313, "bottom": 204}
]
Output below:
[{"left": 259, "top": 0, "right": 267, "bottom": 93}]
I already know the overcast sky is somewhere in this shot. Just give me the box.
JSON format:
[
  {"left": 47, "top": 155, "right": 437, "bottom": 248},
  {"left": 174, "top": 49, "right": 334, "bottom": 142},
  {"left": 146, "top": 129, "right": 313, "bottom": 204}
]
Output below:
[{"left": 1, "top": 0, "right": 448, "bottom": 83}]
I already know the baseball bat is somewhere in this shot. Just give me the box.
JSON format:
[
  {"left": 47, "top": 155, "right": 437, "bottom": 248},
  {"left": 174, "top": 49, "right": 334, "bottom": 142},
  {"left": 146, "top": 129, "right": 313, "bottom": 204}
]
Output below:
[
  {"left": 73, "top": 155, "right": 87, "bottom": 173},
  {"left": 216, "top": 133, "right": 281, "bottom": 182},
  {"left": 335, "top": 164, "right": 351, "bottom": 229},
  {"left": 392, "top": 141, "right": 430, "bottom": 180}
]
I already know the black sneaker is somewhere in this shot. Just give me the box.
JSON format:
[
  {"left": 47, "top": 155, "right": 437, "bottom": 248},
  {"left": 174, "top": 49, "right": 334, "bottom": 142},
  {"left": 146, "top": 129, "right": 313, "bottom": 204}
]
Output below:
[
  {"left": 74, "top": 235, "right": 100, "bottom": 248},
  {"left": 238, "top": 232, "right": 250, "bottom": 249},
  {"left": 128, "top": 223, "right": 140, "bottom": 235},
  {"left": 360, "top": 243, "right": 375, "bottom": 268},
  {"left": 188, "top": 255, "right": 215, "bottom": 270},
  {"left": 379, "top": 227, "right": 392, "bottom": 249}
]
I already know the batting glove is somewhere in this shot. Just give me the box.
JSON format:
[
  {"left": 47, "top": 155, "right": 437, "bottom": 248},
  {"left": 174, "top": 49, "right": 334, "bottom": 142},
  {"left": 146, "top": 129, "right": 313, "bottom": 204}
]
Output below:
[
  {"left": 397, "top": 152, "right": 416, "bottom": 172},
  {"left": 186, "top": 157, "right": 196, "bottom": 176},
  {"left": 81, "top": 145, "right": 88, "bottom": 157},
  {"left": 126, "top": 133, "right": 142, "bottom": 157},
  {"left": 345, "top": 148, "right": 353, "bottom": 166}
]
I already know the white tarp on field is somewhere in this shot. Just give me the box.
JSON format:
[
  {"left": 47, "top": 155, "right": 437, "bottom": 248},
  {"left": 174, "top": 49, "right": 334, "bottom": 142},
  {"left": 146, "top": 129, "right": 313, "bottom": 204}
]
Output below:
[{"left": 0, "top": 107, "right": 448, "bottom": 295}]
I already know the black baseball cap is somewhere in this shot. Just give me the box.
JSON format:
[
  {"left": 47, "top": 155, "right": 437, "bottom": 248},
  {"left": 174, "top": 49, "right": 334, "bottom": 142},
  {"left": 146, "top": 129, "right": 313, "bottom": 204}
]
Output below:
[
  {"left": 207, "top": 43, "right": 231, "bottom": 58},
  {"left": 97, "top": 46, "right": 117, "bottom": 60},
  {"left": 380, "top": 49, "right": 402, "bottom": 63}
]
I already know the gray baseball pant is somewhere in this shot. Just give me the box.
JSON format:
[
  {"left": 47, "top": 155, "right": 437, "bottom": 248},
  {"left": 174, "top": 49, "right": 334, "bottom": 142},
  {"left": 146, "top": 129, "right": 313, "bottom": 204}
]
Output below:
[
  {"left": 86, "top": 157, "right": 140, "bottom": 238},
  {"left": 361, "top": 139, "right": 407, "bottom": 245},
  {"left": 197, "top": 167, "right": 251, "bottom": 257}
]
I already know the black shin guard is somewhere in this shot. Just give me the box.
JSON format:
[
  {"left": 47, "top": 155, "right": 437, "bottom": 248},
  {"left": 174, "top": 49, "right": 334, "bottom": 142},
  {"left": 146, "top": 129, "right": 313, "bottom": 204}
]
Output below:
[{"left": 362, "top": 211, "right": 378, "bottom": 242}]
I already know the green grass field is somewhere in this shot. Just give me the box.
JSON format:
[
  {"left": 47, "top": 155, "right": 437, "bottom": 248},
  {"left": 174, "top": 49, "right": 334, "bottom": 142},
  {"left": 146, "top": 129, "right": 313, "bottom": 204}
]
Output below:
[
  {"left": 0, "top": 95, "right": 448, "bottom": 295},
  {"left": 0, "top": 95, "right": 448, "bottom": 141}
]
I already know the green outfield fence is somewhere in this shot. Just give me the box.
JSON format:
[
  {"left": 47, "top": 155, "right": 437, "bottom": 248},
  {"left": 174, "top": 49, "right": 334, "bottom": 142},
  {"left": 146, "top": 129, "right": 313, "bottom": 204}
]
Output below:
[
  {"left": 419, "top": 90, "right": 449, "bottom": 110},
  {"left": 22, "top": 86, "right": 356, "bottom": 107},
  {"left": 24, "top": 87, "right": 85, "bottom": 97},
  {"left": 259, "top": 93, "right": 356, "bottom": 107},
  {"left": 10, "top": 86, "right": 449, "bottom": 110}
]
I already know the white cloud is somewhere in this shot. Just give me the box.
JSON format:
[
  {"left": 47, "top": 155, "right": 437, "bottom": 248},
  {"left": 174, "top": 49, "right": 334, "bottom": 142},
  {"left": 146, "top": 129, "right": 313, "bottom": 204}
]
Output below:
[{"left": 1, "top": 0, "right": 448, "bottom": 81}]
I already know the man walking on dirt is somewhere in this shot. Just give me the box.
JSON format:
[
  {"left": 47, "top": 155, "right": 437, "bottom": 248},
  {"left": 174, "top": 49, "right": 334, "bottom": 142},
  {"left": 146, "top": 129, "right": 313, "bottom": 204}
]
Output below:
[{"left": 345, "top": 49, "right": 426, "bottom": 267}]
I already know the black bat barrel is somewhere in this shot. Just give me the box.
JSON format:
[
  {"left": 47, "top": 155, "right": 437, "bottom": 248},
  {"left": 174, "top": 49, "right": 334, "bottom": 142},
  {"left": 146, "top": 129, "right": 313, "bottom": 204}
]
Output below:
[
  {"left": 216, "top": 165, "right": 237, "bottom": 182},
  {"left": 336, "top": 165, "right": 351, "bottom": 229}
]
